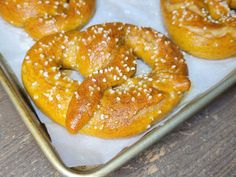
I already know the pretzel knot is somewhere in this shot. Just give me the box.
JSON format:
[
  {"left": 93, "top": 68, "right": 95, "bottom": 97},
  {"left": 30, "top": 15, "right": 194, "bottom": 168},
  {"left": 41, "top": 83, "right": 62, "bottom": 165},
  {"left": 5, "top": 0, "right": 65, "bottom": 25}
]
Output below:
[
  {"left": 0, "top": 0, "right": 95, "bottom": 39},
  {"left": 22, "top": 23, "right": 190, "bottom": 138},
  {"left": 161, "top": 0, "right": 236, "bottom": 59}
]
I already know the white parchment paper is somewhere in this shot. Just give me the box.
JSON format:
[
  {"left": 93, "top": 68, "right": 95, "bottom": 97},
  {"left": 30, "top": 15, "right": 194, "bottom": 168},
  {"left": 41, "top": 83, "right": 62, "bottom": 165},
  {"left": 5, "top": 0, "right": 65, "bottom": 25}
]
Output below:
[{"left": 0, "top": 0, "right": 235, "bottom": 167}]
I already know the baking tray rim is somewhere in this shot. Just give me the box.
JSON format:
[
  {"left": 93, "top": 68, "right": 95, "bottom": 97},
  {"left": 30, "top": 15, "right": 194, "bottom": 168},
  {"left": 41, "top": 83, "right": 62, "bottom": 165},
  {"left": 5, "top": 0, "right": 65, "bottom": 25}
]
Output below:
[{"left": 0, "top": 54, "right": 235, "bottom": 177}]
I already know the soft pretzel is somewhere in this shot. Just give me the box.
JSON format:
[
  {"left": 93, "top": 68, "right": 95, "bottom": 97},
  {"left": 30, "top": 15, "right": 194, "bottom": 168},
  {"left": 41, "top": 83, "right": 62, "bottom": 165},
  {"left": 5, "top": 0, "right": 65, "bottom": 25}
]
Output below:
[
  {"left": 161, "top": 0, "right": 236, "bottom": 59},
  {"left": 22, "top": 23, "right": 191, "bottom": 138},
  {"left": 0, "top": 0, "right": 95, "bottom": 39}
]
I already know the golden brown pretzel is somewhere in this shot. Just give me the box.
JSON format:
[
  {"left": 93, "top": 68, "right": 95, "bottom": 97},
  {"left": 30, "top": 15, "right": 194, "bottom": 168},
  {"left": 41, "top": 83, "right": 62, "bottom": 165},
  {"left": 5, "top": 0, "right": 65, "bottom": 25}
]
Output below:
[
  {"left": 22, "top": 23, "right": 191, "bottom": 138},
  {"left": 0, "top": 0, "right": 95, "bottom": 39},
  {"left": 161, "top": 0, "right": 236, "bottom": 59},
  {"left": 230, "top": 0, "right": 236, "bottom": 8}
]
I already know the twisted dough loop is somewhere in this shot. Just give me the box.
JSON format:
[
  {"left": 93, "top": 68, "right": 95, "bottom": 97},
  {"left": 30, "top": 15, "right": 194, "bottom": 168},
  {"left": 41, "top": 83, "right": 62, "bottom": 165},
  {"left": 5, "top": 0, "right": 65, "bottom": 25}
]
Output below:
[
  {"left": 22, "top": 23, "right": 190, "bottom": 138},
  {"left": 161, "top": 0, "right": 236, "bottom": 59},
  {"left": 0, "top": 0, "right": 95, "bottom": 39}
]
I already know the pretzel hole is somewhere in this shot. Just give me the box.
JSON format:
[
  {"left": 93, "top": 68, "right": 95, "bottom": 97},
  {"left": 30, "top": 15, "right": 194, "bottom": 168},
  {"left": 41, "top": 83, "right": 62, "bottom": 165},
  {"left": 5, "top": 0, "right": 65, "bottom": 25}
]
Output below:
[
  {"left": 135, "top": 59, "right": 152, "bottom": 76},
  {"left": 63, "top": 69, "right": 84, "bottom": 83}
]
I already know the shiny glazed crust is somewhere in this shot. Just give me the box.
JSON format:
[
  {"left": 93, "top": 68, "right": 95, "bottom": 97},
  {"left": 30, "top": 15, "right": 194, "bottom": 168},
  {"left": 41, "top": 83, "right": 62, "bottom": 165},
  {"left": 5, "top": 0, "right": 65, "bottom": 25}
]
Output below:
[
  {"left": 161, "top": 0, "right": 236, "bottom": 60},
  {"left": 0, "top": 0, "right": 95, "bottom": 39},
  {"left": 22, "top": 23, "right": 191, "bottom": 138}
]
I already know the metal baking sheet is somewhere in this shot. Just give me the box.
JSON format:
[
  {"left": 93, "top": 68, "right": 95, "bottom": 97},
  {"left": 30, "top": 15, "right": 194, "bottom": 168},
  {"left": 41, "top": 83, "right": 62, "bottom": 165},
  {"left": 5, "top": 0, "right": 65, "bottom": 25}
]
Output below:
[{"left": 0, "top": 54, "right": 235, "bottom": 176}]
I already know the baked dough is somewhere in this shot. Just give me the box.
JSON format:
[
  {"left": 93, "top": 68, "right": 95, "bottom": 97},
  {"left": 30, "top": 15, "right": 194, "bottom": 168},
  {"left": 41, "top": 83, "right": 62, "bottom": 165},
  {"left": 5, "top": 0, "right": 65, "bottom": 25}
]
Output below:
[
  {"left": 22, "top": 23, "right": 191, "bottom": 138},
  {"left": 161, "top": 0, "right": 236, "bottom": 59}
]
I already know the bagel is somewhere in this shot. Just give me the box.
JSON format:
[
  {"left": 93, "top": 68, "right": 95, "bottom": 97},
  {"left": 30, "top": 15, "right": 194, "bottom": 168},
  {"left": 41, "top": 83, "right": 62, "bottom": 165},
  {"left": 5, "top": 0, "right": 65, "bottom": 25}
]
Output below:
[
  {"left": 0, "top": 0, "right": 95, "bottom": 39},
  {"left": 22, "top": 23, "right": 191, "bottom": 138},
  {"left": 161, "top": 0, "right": 236, "bottom": 59}
]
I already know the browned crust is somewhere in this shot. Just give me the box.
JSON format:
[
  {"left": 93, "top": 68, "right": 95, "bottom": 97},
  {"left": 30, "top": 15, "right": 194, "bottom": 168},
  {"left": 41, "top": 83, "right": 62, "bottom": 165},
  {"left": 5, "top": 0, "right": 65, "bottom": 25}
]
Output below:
[
  {"left": 0, "top": 0, "right": 96, "bottom": 39},
  {"left": 160, "top": 0, "right": 236, "bottom": 60},
  {"left": 22, "top": 23, "right": 190, "bottom": 138}
]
